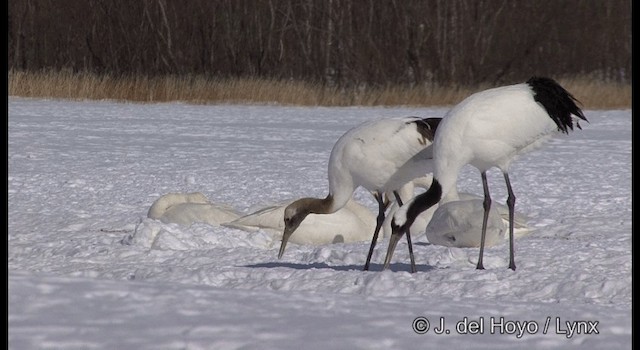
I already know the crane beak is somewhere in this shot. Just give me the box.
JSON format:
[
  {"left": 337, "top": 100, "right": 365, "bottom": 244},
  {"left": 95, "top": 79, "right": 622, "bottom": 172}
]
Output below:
[
  {"left": 382, "top": 225, "right": 405, "bottom": 270},
  {"left": 278, "top": 227, "right": 294, "bottom": 259}
]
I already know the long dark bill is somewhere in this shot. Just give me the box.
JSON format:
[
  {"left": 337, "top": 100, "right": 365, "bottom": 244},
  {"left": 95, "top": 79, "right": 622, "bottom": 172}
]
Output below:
[
  {"left": 382, "top": 179, "right": 442, "bottom": 271},
  {"left": 383, "top": 225, "right": 405, "bottom": 270},
  {"left": 277, "top": 228, "right": 294, "bottom": 259}
]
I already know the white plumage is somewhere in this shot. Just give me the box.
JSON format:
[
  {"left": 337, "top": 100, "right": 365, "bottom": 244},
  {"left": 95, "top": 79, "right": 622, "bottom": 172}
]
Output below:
[
  {"left": 279, "top": 116, "right": 441, "bottom": 272},
  {"left": 147, "top": 192, "right": 241, "bottom": 227},
  {"left": 384, "top": 77, "right": 587, "bottom": 271}
]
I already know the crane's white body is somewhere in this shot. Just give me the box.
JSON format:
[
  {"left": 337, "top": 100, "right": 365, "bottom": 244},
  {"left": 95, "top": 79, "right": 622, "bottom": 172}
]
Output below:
[
  {"left": 326, "top": 117, "right": 436, "bottom": 211},
  {"left": 434, "top": 83, "right": 559, "bottom": 203}
]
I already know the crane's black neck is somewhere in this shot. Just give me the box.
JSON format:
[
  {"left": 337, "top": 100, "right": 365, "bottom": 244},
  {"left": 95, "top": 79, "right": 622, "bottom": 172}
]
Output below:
[{"left": 402, "top": 178, "right": 443, "bottom": 230}]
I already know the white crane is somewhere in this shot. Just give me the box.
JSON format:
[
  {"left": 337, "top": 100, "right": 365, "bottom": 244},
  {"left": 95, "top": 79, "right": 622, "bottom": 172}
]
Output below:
[
  {"left": 278, "top": 116, "right": 442, "bottom": 272},
  {"left": 383, "top": 76, "right": 587, "bottom": 271}
]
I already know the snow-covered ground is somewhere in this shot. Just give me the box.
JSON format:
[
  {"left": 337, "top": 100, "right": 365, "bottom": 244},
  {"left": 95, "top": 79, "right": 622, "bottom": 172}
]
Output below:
[{"left": 8, "top": 97, "right": 631, "bottom": 349}]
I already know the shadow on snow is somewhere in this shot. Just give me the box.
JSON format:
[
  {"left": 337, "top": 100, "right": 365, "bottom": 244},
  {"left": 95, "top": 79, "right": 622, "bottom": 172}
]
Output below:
[{"left": 243, "top": 261, "right": 436, "bottom": 273}]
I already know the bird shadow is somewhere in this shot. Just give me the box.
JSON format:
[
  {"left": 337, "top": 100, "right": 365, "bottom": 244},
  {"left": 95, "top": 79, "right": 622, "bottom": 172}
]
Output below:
[{"left": 243, "top": 261, "right": 435, "bottom": 273}]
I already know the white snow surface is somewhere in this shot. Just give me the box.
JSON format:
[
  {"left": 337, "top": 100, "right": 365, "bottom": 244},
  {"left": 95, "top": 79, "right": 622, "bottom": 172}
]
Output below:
[{"left": 8, "top": 97, "right": 631, "bottom": 349}]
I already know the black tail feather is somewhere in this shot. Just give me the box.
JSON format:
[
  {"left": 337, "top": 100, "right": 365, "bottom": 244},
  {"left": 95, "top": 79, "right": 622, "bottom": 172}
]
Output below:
[
  {"left": 527, "top": 76, "right": 588, "bottom": 134},
  {"left": 411, "top": 117, "right": 442, "bottom": 142}
]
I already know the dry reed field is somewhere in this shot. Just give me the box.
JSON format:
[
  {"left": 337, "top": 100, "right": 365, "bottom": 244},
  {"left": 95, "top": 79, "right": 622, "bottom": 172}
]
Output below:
[{"left": 9, "top": 70, "right": 631, "bottom": 109}]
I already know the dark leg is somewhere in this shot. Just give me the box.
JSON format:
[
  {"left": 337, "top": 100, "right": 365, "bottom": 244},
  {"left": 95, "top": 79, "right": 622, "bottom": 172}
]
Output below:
[
  {"left": 405, "top": 228, "right": 417, "bottom": 274},
  {"left": 477, "top": 171, "right": 491, "bottom": 270},
  {"left": 393, "top": 191, "right": 417, "bottom": 273},
  {"left": 363, "top": 192, "right": 386, "bottom": 271},
  {"left": 504, "top": 173, "right": 517, "bottom": 271}
]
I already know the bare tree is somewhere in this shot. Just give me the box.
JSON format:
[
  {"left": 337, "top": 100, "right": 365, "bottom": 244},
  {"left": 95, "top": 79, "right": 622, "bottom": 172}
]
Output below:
[{"left": 8, "top": 0, "right": 631, "bottom": 86}]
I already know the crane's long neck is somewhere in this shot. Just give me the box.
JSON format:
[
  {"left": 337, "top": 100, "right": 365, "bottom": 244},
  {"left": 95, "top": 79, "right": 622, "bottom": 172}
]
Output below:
[
  {"left": 434, "top": 160, "right": 462, "bottom": 204},
  {"left": 326, "top": 168, "right": 356, "bottom": 214},
  {"left": 310, "top": 194, "right": 338, "bottom": 215},
  {"left": 289, "top": 195, "right": 336, "bottom": 217},
  {"left": 404, "top": 179, "right": 443, "bottom": 229}
]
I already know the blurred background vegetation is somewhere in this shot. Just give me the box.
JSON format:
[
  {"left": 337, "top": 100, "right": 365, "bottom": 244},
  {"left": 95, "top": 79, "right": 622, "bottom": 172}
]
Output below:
[{"left": 8, "top": 0, "right": 631, "bottom": 106}]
